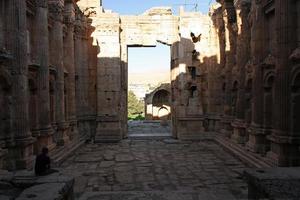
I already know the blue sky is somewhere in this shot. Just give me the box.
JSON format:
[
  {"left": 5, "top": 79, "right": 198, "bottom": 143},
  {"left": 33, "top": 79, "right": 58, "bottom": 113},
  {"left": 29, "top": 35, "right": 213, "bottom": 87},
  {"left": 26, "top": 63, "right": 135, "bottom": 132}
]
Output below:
[
  {"left": 102, "top": 0, "right": 215, "bottom": 15},
  {"left": 102, "top": 0, "right": 215, "bottom": 80}
]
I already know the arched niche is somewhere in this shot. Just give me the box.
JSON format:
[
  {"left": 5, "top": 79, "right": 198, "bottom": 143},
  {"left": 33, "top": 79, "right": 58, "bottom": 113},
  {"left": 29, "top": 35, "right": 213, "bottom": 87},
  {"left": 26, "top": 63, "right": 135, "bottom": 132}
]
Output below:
[
  {"left": 28, "top": 78, "right": 38, "bottom": 131},
  {"left": 0, "top": 70, "right": 12, "bottom": 141},
  {"left": 263, "top": 71, "right": 275, "bottom": 129},
  {"left": 291, "top": 67, "right": 300, "bottom": 135}
]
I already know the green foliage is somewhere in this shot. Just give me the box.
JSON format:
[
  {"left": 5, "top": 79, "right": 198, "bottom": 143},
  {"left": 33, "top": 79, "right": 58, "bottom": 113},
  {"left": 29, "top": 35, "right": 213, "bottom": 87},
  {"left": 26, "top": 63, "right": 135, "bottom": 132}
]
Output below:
[{"left": 128, "top": 90, "right": 144, "bottom": 120}]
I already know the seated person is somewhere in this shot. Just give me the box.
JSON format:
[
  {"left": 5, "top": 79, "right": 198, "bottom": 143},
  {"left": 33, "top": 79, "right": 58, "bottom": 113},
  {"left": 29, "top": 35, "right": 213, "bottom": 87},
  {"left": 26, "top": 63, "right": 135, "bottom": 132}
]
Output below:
[{"left": 35, "top": 147, "right": 56, "bottom": 176}]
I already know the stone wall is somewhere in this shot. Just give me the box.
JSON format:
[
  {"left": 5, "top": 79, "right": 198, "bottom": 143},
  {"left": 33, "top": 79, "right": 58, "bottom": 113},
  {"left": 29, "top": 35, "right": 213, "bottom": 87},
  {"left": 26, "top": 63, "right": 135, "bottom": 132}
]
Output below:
[
  {"left": 1, "top": 0, "right": 300, "bottom": 170},
  {"left": 209, "top": 0, "right": 300, "bottom": 167},
  {"left": 0, "top": 0, "right": 98, "bottom": 170}
]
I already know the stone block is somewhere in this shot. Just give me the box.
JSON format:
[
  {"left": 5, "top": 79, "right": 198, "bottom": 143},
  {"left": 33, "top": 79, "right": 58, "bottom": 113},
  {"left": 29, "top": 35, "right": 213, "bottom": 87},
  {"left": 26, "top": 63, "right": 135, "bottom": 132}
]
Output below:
[{"left": 244, "top": 167, "right": 300, "bottom": 199}]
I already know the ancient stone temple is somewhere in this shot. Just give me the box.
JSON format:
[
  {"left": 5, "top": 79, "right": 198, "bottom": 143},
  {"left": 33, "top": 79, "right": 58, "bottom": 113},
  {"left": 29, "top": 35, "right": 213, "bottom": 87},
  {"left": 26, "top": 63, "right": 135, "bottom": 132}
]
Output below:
[{"left": 0, "top": 0, "right": 300, "bottom": 199}]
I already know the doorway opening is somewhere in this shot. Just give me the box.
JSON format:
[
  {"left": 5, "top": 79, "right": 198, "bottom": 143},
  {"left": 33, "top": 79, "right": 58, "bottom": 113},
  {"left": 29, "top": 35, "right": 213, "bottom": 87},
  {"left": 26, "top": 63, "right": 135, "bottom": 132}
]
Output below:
[{"left": 127, "top": 43, "right": 172, "bottom": 138}]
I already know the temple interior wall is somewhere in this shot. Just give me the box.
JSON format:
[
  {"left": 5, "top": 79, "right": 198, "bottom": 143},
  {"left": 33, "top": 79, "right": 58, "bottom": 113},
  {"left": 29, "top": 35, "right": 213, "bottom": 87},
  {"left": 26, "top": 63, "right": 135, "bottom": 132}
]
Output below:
[{"left": 0, "top": 0, "right": 300, "bottom": 170}]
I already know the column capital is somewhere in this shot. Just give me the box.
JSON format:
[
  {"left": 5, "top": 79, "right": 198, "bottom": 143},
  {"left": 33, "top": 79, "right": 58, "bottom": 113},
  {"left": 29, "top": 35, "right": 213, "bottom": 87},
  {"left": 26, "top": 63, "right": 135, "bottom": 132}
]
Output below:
[
  {"left": 36, "top": 0, "right": 48, "bottom": 8},
  {"left": 49, "top": 2, "right": 64, "bottom": 22},
  {"left": 64, "top": 2, "right": 76, "bottom": 25}
]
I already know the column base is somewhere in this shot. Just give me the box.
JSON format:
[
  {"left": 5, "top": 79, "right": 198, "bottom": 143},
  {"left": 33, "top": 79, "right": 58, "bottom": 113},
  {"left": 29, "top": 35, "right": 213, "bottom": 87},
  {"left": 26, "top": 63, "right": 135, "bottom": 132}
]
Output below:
[
  {"left": 36, "top": 127, "right": 56, "bottom": 153},
  {"left": 220, "top": 116, "right": 234, "bottom": 138},
  {"left": 177, "top": 117, "right": 205, "bottom": 140},
  {"left": 246, "top": 125, "right": 270, "bottom": 155},
  {"left": 95, "top": 117, "right": 122, "bottom": 142},
  {"left": 6, "top": 137, "right": 35, "bottom": 170},
  {"left": 56, "top": 122, "right": 70, "bottom": 146},
  {"left": 266, "top": 134, "right": 300, "bottom": 167},
  {"left": 231, "top": 119, "right": 249, "bottom": 144}
]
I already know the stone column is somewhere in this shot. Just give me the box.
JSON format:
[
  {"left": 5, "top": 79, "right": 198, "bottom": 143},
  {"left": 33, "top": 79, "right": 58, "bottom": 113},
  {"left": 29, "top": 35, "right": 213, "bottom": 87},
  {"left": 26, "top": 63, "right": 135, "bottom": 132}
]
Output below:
[
  {"left": 74, "top": 14, "right": 86, "bottom": 139},
  {"left": 232, "top": 0, "right": 251, "bottom": 144},
  {"left": 247, "top": 1, "right": 267, "bottom": 153},
  {"left": 33, "top": 0, "right": 55, "bottom": 151},
  {"left": 63, "top": 2, "right": 78, "bottom": 141},
  {"left": 6, "top": 0, "right": 34, "bottom": 169},
  {"left": 49, "top": 0, "right": 69, "bottom": 145},
  {"left": 267, "top": 0, "right": 300, "bottom": 166},
  {"left": 220, "top": 0, "right": 237, "bottom": 137}
]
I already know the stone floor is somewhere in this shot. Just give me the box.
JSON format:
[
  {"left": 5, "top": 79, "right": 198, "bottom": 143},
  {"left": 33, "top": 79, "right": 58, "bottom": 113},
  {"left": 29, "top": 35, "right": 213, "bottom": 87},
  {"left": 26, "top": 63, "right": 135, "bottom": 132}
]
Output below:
[
  {"left": 60, "top": 137, "right": 249, "bottom": 200},
  {"left": 128, "top": 120, "right": 172, "bottom": 138}
]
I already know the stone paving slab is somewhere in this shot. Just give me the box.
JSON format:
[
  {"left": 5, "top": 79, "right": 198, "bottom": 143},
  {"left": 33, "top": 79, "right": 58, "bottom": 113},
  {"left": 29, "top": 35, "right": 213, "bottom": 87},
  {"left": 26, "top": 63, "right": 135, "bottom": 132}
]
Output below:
[
  {"left": 78, "top": 190, "right": 240, "bottom": 200},
  {"left": 61, "top": 139, "right": 249, "bottom": 199}
]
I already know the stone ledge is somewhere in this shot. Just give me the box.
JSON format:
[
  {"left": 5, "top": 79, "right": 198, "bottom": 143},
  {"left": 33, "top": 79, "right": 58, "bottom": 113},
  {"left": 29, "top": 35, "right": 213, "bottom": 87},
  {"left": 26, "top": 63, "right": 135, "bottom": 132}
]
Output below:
[
  {"left": 244, "top": 167, "right": 300, "bottom": 200},
  {"left": 215, "top": 135, "right": 271, "bottom": 168}
]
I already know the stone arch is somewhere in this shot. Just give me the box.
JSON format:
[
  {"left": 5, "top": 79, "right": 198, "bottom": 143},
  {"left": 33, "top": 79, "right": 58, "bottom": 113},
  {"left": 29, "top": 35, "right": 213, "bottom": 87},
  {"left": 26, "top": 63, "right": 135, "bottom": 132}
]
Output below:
[
  {"left": 0, "top": 68, "right": 12, "bottom": 141},
  {"left": 263, "top": 71, "right": 275, "bottom": 130},
  {"left": 290, "top": 66, "right": 300, "bottom": 135},
  {"left": 158, "top": 106, "right": 170, "bottom": 120},
  {"left": 152, "top": 89, "right": 171, "bottom": 120}
]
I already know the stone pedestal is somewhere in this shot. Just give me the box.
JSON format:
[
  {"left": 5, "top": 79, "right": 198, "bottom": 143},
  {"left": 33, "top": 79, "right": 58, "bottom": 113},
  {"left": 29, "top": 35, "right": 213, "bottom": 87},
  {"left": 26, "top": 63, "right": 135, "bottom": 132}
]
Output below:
[
  {"left": 232, "top": 119, "right": 248, "bottom": 144},
  {"left": 220, "top": 116, "right": 234, "bottom": 138},
  {"left": 95, "top": 117, "right": 122, "bottom": 142},
  {"left": 247, "top": 124, "right": 270, "bottom": 155},
  {"left": 176, "top": 117, "right": 205, "bottom": 140},
  {"left": 266, "top": 134, "right": 300, "bottom": 167}
]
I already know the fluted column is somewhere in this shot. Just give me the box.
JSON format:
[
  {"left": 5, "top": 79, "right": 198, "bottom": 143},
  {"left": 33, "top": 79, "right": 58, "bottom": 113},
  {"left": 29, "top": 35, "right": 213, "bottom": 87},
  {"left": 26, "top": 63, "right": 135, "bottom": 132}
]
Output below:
[
  {"left": 267, "top": 0, "right": 299, "bottom": 166},
  {"left": 74, "top": 15, "right": 86, "bottom": 139},
  {"left": 33, "top": 0, "right": 55, "bottom": 151},
  {"left": 220, "top": 0, "right": 237, "bottom": 137},
  {"left": 232, "top": 0, "right": 251, "bottom": 144},
  {"left": 64, "top": 2, "right": 78, "bottom": 140},
  {"left": 6, "top": 0, "right": 34, "bottom": 169},
  {"left": 49, "top": 0, "right": 69, "bottom": 145},
  {"left": 245, "top": 0, "right": 266, "bottom": 154}
]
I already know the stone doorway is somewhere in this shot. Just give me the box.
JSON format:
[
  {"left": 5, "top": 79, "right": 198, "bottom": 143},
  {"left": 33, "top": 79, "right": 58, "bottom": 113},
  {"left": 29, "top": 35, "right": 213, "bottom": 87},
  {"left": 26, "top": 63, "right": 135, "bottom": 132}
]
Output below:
[{"left": 127, "top": 44, "right": 172, "bottom": 138}]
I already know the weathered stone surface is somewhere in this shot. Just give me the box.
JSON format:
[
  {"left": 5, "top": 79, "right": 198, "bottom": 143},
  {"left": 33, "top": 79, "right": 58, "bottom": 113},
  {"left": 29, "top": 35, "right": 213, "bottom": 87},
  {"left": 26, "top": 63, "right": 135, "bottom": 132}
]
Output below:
[
  {"left": 245, "top": 167, "right": 300, "bottom": 199},
  {"left": 16, "top": 183, "right": 72, "bottom": 200},
  {"left": 61, "top": 139, "right": 248, "bottom": 199}
]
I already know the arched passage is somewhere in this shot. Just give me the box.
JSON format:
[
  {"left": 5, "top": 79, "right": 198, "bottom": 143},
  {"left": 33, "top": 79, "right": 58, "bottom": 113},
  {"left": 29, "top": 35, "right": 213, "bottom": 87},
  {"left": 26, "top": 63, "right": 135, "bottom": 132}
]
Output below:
[{"left": 152, "top": 89, "right": 171, "bottom": 120}]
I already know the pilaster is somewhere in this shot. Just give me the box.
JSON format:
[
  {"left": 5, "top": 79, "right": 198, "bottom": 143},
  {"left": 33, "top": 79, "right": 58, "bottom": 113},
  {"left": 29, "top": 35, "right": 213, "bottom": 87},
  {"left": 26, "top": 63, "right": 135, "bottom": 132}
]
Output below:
[
  {"left": 63, "top": 2, "right": 78, "bottom": 141},
  {"left": 6, "top": 0, "right": 35, "bottom": 170},
  {"left": 33, "top": 0, "right": 55, "bottom": 152},
  {"left": 267, "top": 0, "right": 300, "bottom": 166},
  {"left": 49, "top": 0, "right": 70, "bottom": 146}
]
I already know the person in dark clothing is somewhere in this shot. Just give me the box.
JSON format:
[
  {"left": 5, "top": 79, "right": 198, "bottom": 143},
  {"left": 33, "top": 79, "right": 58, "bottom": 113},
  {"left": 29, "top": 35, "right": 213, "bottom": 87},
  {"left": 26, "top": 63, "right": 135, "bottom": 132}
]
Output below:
[{"left": 35, "top": 147, "right": 51, "bottom": 176}]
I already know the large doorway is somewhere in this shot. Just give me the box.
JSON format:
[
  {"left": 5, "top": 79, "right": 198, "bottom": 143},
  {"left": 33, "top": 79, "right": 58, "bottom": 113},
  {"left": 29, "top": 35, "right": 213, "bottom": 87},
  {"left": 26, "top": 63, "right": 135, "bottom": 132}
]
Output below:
[{"left": 127, "top": 43, "right": 172, "bottom": 138}]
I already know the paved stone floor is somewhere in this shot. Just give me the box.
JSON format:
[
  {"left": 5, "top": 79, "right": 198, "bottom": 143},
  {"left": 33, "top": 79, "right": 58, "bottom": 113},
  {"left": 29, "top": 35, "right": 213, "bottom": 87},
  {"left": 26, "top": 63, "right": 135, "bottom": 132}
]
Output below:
[
  {"left": 61, "top": 138, "right": 249, "bottom": 200},
  {"left": 128, "top": 120, "right": 172, "bottom": 138}
]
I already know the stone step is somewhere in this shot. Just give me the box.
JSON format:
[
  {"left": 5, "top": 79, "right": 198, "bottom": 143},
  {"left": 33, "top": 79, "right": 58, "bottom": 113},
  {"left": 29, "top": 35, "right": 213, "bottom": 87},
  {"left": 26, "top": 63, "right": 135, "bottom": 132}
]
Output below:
[
  {"left": 78, "top": 190, "right": 239, "bottom": 200},
  {"left": 215, "top": 135, "right": 271, "bottom": 168},
  {"left": 50, "top": 139, "right": 86, "bottom": 167}
]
